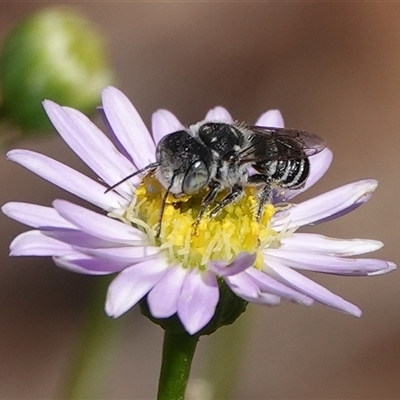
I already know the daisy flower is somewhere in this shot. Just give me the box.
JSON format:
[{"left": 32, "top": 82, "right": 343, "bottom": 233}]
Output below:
[{"left": 2, "top": 87, "right": 395, "bottom": 335}]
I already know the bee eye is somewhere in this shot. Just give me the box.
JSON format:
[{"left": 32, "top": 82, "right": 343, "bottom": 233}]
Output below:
[{"left": 182, "top": 160, "right": 209, "bottom": 194}]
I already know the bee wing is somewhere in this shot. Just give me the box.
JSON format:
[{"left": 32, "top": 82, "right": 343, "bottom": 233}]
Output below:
[{"left": 243, "top": 126, "right": 327, "bottom": 161}]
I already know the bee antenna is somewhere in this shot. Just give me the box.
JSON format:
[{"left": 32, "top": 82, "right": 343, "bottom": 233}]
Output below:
[{"left": 105, "top": 162, "right": 160, "bottom": 193}]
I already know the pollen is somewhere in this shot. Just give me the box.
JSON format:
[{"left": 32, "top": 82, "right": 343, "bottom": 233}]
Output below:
[{"left": 125, "top": 175, "right": 278, "bottom": 269}]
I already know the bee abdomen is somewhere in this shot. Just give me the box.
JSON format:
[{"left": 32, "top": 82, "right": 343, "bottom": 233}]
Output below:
[{"left": 263, "top": 158, "right": 310, "bottom": 189}]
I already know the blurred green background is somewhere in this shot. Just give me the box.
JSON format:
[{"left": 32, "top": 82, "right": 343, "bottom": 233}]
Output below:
[{"left": 1, "top": 3, "right": 399, "bottom": 399}]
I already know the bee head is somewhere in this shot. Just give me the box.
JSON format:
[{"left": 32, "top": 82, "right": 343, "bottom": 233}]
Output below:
[{"left": 155, "top": 130, "right": 213, "bottom": 195}]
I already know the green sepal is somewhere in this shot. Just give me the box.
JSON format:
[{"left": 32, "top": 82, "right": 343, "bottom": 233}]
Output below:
[{"left": 140, "top": 279, "right": 248, "bottom": 336}]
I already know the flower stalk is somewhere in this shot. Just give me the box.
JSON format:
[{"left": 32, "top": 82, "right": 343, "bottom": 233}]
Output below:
[{"left": 157, "top": 330, "right": 199, "bottom": 400}]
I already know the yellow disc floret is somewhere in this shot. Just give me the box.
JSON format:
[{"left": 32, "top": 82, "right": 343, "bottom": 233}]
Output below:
[{"left": 122, "top": 175, "right": 279, "bottom": 270}]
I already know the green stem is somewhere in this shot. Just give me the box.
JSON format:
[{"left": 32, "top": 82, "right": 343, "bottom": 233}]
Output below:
[
  {"left": 62, "top": 278, "right": 126, "bottom": 399},
  {"left": 157, "top": 330, "right": 199, "bottom": 400}
]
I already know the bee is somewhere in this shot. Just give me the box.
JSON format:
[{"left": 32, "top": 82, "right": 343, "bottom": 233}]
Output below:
[{"left": 106, "top": 121, "right": 326, "bottom": 236}]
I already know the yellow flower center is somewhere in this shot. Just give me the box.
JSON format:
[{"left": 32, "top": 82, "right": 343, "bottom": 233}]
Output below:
[{"left": 121, "top": 175, "right": 280, "bottom": 270}]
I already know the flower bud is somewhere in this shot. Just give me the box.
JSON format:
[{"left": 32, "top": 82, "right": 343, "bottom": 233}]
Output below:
[{"left": 0, "top": 8, "right": 113, "bottom": 132}]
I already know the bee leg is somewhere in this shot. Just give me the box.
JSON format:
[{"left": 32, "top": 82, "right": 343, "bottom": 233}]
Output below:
[
  {"left": 209, "top": 184, "right": 243, "bottom": 217},
  {"left": 257, "top": 183, "right": 273, "bottom": 221},
  {"left": 248, "top": 174, "right": 273, "bottom": 221},
  {"left": 155, "top": 178, "right": 175, "bottom": 238},
  {"left": 193, "top": 181, "right": 221, "bottom": 231}
]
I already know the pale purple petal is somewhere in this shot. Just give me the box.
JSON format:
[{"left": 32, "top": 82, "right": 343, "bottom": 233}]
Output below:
[
  {"left": 281, "top": 233, "right": 383, "bottom": 256},
  {"left": 62, "top": 106, "right": 138, "bottom": 197},
  {"left": 2, "top": 202, "right": 75, "bottom": 229},
  {"left": 205, "top": 107, "right": 233, "bottom": 123},
  {"left": 266, "top": 249, "right": 395, "bottom": 276},
  {"left": 77, "top": 245, "right": 162, "bottom": 263},
  {"left": 148, "top": 265, "right": 190, "bottom": 318},
  {"left": 273, "top": 180, "right": 378, "bottom": 230},
  {"left": 224, "top": 272, "right": 259, "bottom": 299},
  {"left": 224, "top": 271, "right": 282, "bottom": 305},
  {"left": 98, "top": 106, "right": 133, "bottom": 163},
  {"left": 178, "top": 269, "right": 219, "bottom": 335},
  {"left": 105, "top": 258, "right": 169, "bottom": 318},
  {"left": 101, "top": 86, "right": 155, "bottom": 169},
  {"left": 44, "top": 230, "right": 123, "bottom": 249},
  {"left": 251, "top": 293, "right": 282, "bottom": 305},
  {"left": 312, "top": 196, "right": 374, "bottom": 225},
  {"left": 10, "top": 231, "right": 73, "bottom": 256},
  {"left": 54, "top": 254, "right": 131, "bottom": 275},
  {"left": 43, "top": 100, "right": 135, "bottom": 199},
  {"left": 246, "top": 267, "right": 314, "bottom": 305},
  {"left": 10, "top": 229, "right": 141, "bottom": 258},
  {"left": 368, "top": 262, "right": 397, "bottom": 276},
  {"left": 7, "top": 150, "right": 126, "bottom": 212},
  {"left": 208, "top": 252, "right": 256, "bottom": 277},
  {"left": 266, "top": 259, "right": 362, "bottom": 316},
  {"left": 255, "top": 109, "right": 284, "bottom": 128},
  {"left": 275, "top": 148, "right": 333, "bottom": 202},
  {"left": 53, "top": 200, "right": 146, "bottom": 245},
  {"left": 152, "top": 109, "right": 184, "bottom": 144}
]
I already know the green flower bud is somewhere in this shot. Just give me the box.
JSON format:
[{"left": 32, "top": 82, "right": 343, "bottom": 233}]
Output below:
[{"left": 0, "top": 8, "right": 113, "bottom": 132}]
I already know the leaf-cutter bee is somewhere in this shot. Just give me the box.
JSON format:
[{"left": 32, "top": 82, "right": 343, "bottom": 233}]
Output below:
[{"left": 106, "top": 121, "right": 327, "bottom": 236}]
